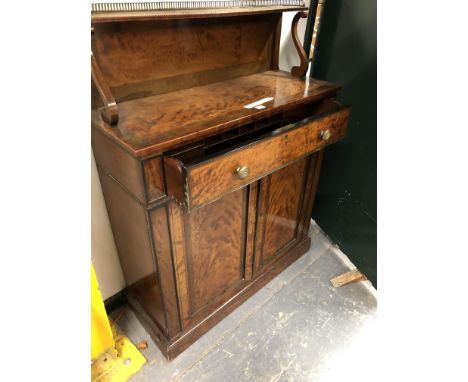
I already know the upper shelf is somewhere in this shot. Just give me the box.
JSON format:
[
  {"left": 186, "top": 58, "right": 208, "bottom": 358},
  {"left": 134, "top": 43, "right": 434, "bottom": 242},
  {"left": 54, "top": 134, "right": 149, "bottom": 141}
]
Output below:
[
  {"left": 91, "top": 1, "right": 306, "bottom": 23},
  {"left": 92, "top": 71, "right": 341, "bottom": 158}
]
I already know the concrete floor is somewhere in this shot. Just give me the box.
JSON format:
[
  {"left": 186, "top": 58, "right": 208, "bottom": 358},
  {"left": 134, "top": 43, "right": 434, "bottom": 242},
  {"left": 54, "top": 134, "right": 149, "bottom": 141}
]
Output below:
[{"left": 114, "top": 220, "right": 377, "bottom": 382}]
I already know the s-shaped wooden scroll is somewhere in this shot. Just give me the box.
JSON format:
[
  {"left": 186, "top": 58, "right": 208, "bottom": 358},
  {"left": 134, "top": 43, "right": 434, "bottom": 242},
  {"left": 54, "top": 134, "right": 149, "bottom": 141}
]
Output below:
[
  {"left": 91, "top": 53, "right": 119, "bottom": 125},
  {"left": 291, "top": 11, "right": 309, "bottom": 78}
]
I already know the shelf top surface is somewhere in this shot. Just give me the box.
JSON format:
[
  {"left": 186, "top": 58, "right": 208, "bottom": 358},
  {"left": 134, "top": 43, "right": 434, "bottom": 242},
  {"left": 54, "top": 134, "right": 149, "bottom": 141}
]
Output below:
[{"left": 92, "top": 71, "right": 341, "bottom": 158}]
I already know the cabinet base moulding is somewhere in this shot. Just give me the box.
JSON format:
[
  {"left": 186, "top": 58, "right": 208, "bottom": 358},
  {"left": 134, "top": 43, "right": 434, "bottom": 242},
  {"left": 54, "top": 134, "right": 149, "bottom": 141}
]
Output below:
[{"left": 128, "top": 237, "right": 311, "bottom": 360}]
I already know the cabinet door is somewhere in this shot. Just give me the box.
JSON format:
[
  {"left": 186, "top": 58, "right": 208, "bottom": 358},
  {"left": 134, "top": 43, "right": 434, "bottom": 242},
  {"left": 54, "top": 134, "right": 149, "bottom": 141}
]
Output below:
[
  {"left": 168, "top": 183, "right": 258, "bottom": 329},
  {"left": 253, "top": 156, "right": 313, "bottom": 276}
]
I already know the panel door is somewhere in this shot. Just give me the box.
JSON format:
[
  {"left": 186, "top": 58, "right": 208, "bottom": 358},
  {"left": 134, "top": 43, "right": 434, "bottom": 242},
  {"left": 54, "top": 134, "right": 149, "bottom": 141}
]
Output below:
[
  {"left": 169, "top": 183, "right": 258, "bottom": 328},
  {"left": 253, "top": 156, "right": 312, "bottom": 276}
]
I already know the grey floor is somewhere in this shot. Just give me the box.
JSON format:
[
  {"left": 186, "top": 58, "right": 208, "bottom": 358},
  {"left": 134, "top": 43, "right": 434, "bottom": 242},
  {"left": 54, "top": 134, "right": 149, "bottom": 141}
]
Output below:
[{"left": 115, "top": 220, "right": 377, "bottom": 382}]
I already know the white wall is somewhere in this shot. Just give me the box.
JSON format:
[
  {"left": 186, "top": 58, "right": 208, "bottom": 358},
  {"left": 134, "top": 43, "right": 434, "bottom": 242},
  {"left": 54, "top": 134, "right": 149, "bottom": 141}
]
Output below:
[
  {"left": 279, "top": 11, "right": 308, "bottom": 73},
  {"left": 91, "top": 13, "right": 307, "bottom": 299}
]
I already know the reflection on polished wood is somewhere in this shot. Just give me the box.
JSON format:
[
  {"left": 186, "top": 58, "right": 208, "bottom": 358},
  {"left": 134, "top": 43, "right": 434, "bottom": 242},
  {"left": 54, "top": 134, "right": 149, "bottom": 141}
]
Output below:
[
  {"left": 92, "top": 71, "right": 340, "bottom": 157},
  {"left": 91, "top": 6, "right": 350, "bottom": 359}
]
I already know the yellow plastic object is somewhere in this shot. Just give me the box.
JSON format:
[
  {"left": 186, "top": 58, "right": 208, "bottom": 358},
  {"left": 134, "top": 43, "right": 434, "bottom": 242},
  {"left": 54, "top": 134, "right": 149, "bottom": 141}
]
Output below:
[
  {"left": 91, "top": 324, "right": 147, "bottom": 382},
  {"left": 91, "top": 264, "right": 146, "bottom": 381},
  {"left": 91, "top": 265, "right": 115, "bottom": 360}
]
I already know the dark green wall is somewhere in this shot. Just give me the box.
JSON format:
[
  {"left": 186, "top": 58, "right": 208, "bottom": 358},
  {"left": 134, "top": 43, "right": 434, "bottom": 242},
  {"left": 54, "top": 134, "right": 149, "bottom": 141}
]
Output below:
[{"left": 310, "top": 0, "right": 377, "bottom": 286}]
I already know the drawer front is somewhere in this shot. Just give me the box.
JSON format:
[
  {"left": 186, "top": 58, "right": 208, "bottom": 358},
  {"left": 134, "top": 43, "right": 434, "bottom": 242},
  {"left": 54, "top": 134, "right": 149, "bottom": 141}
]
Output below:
[{"left": 186, "top": 106, "right": 350, "bottom": 208}]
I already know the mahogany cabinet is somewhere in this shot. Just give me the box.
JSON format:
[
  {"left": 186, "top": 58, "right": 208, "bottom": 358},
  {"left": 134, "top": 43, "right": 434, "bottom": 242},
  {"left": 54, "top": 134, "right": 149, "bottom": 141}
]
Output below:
[{"left": 91, "top": 2, "right": 350, "bottom": 359}]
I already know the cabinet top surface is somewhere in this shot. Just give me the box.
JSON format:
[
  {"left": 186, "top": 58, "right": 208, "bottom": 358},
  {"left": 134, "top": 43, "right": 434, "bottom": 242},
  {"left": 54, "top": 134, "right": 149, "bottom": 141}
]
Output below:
[{"left": 92, "top": 71, "right": 340, "bottom": 158}]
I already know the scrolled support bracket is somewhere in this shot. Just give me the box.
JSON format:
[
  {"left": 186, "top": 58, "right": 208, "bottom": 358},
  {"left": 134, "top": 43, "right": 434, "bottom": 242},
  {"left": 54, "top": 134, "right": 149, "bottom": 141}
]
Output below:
[
  {"left": 91, "top": 53, "right": 119, "bottom": 126},
  {"left": 291, "top": 11, "right": 309, "bottom": 78}
]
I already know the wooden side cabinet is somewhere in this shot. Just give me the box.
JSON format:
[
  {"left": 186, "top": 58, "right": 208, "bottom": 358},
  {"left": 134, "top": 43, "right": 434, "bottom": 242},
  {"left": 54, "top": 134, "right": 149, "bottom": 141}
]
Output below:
[{"left": 91, "top": 4, "right": 350, "bottom": 359}]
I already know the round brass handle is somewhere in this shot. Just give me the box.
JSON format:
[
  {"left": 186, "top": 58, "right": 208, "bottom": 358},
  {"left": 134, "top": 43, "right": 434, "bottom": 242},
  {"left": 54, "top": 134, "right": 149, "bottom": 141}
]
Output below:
[
  {"left": 236, "top": 165, "right": 250, "bottom": 179},
  {"left": 320, "top": 129, "right": 331, "bottom": 141}
]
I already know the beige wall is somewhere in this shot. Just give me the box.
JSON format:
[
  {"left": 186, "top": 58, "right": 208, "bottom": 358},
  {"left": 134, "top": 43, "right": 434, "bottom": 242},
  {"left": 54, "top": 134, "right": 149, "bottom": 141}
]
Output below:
[
  {"left": 91, "top": 15, "right": 307, "bottom": 299},
  {"left": 91, "top": 154, "right": 125, "bottom": 300}
]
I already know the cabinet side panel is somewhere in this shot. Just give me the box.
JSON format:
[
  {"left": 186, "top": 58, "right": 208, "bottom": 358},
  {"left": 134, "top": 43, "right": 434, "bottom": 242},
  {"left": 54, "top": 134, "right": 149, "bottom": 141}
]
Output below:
[
  {"left": 167, "top": 202, "right": 191, "bottom": 328},
  {"left": 92, "top": 129, "right": 146, "bottom": 202},
  {"left": 150, "top": 207, "right": 182, "bottom": 339},
  {"left": 97, "top": 168, "right": 166, "bottom": 332}
]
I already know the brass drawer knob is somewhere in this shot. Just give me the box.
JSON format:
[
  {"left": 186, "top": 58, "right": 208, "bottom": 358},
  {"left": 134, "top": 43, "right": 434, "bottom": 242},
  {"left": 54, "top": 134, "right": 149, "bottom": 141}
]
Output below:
[
  {"left": 320, "top": 129, "right": 331, "bottom": 141},
  {"left": 237, "top": 165, "right": 250, "bottom": 179}
]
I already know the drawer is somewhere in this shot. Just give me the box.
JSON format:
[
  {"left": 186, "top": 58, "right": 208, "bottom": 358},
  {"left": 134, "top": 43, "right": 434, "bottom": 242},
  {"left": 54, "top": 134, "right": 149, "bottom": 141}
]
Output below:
[{"left": 164, "top": 105, "right": 350, "bottom": 210}]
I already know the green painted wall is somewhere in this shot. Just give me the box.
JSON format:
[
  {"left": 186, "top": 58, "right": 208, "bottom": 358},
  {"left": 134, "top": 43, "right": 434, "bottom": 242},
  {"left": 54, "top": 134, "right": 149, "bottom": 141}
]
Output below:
[{"left": 311, "top": 0, "right": 377, "bottom": 286}]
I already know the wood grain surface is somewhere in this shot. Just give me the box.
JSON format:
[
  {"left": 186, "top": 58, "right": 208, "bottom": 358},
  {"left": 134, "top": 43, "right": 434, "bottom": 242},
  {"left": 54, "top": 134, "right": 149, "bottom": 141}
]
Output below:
[
  {"left": 261, "top": 158, "right": 307, "bottom": 263},
  {"left": 163, "top": 236, "right": 311, "bottom": 359},
  {"left": 91, "top": 71, "right": 341, "bottom": 157},
  {"left": 298, "top": 150, "right": 324, "bottom": 239},
  {"left": 185, "top": 106, "right": 350, "bottom": 208},
  {"left": 167, "top": 202, "right": 191, "bottom": 329},
  {"left": 143, "top": 156, "right": 166, "bottom": 203},
  {"left": 92, "top": 15, "right": 279, "bottom": 101},
  {"left": 186, "top": 188, "right": 248, "bottom": 315},
  {"left": 150, "top": 206, "right": 182, "bottom": 338},
  {"left": 244, "top": 182, "right": 259, "bottom": 281}
]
